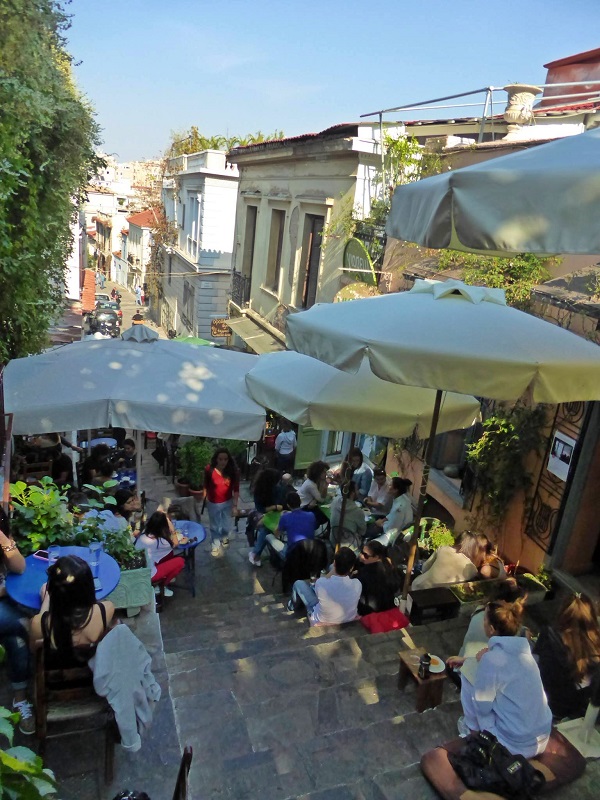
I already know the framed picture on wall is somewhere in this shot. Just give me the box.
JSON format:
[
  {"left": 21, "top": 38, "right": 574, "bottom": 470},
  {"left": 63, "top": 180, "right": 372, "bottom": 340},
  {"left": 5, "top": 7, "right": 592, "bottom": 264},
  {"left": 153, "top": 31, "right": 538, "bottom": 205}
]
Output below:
[{"left": 547, "top": 430, "right": 577, "bottom": 482}]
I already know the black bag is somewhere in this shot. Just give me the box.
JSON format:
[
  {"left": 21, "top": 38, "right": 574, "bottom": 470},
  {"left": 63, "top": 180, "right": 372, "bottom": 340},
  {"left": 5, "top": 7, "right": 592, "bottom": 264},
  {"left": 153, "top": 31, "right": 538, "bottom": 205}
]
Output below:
[{"left": 448, "top": 730, "right": 546, "bottom": 799}]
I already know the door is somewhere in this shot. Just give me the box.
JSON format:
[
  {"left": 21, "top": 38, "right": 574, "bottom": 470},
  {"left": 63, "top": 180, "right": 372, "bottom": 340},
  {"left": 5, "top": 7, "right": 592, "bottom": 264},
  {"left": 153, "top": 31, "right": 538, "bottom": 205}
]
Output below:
[{"left": 301, "top": 215, "right": 324, "bottom": 308}]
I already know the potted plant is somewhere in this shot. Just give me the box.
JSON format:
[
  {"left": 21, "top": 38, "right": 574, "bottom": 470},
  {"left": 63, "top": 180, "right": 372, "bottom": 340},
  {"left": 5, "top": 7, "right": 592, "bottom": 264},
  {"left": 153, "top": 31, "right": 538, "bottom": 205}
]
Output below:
[
  {"left": 0, "top": 705, "right": 57, "bottom": 798},
  {"left": 176, "top": 438, "right": 213, "bottom": 500},
  {"left": 10, "top": 477, "right": 74, "bottom": 554}
]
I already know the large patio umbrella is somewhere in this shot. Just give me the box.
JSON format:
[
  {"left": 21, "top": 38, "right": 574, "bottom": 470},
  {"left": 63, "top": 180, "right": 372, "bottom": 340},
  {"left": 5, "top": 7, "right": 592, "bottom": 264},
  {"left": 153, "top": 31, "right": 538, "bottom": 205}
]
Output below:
[
  {"left": 4, "top": 338, "right": 265, "bottom": 440},
  {"left": 386, "top": 127, "right": 600, "bottom": 255},
  {"left": 286, "top": 278, "right": 600, "bottom": 595},
  {"left": 245, "top": 350, "right": 480, "bottom": 438}
]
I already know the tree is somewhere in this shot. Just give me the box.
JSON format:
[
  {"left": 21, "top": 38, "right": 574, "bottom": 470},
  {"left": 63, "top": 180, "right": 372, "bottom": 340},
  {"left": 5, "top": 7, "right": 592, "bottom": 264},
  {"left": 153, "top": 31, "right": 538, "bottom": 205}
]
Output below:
[
  {"left": 167, "top": 127, "right": 284, "bottom": 156},
  {"left": 0, "top": 0, "right": 102, "bottom": 363}
]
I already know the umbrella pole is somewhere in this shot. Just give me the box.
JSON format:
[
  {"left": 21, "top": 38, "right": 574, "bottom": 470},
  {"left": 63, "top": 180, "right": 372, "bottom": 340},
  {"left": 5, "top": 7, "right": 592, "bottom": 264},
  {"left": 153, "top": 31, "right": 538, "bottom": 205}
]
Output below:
[
  {"left": 401, "top": 389, "right": 443, "bottom": 600},
  {"left": 335, "top": 432, "right": 356, "bottom": 551}
]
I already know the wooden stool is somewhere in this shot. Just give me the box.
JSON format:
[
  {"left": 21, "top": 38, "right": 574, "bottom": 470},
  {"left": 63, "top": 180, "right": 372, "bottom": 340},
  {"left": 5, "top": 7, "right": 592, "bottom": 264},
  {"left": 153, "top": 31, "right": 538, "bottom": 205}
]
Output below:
[{"left": 398, "top": 648, "right": 446, "bottom": 713}]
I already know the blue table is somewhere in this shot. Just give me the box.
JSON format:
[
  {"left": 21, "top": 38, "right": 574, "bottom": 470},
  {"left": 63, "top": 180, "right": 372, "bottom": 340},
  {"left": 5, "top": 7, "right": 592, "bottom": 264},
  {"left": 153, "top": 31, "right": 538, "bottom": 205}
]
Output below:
[
  {"left": 173, "top": 521, "right": 206, "bottom": 598},
  {"left": 5, "top": 545, "right": 121, "bottom": 610},
  {"left": 80, "top": 437, "right": 118, "bottom": 449},
  {"left": 115, "top": 469, "right": 137, "bottom": 489}
]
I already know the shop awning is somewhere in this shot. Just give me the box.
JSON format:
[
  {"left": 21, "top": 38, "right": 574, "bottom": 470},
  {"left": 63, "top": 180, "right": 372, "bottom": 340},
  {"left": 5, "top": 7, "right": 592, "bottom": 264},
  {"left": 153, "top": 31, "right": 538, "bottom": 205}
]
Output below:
[{"left": 227, "top": 316, "right": 285, "bottom": 355}]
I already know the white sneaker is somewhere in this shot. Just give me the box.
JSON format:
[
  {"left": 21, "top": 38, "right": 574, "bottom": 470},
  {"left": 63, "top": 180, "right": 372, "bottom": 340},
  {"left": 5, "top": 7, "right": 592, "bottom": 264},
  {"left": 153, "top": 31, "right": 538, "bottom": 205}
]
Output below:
[
  {"left": 248, "top": 552, "right": 262, "bottom": 567},
  {"left": 221, "top": 537, "right": 230, "bottom": 547},
  {"left": 154, "top": 586, "right": 174, "bottom": 597},
  {"left": 211, "top": 543, "right": 223, "bottom": 558},
  {"left": 13, "top": 699, "right": 35, "bottom": 735}
]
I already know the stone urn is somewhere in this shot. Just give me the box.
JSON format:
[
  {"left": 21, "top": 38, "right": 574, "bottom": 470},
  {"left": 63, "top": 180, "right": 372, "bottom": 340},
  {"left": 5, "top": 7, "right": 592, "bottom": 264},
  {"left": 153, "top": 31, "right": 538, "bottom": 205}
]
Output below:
[{"left": 502, "top": 83, "right": 542, "bottom": 137}]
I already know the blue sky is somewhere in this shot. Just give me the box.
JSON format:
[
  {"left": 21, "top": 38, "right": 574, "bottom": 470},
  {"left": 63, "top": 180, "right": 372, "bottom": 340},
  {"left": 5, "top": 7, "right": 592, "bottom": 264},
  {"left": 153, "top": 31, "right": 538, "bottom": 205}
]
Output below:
[{"left": 67, "top": 0, "right": 600, "bottom": 161}]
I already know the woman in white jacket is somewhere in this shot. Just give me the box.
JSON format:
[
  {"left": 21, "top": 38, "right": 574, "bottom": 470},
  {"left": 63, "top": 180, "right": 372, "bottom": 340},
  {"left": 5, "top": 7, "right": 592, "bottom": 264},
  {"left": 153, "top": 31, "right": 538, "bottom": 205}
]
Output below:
[{"left": 460, "top": 597, "right": 552, "bottom": 758}]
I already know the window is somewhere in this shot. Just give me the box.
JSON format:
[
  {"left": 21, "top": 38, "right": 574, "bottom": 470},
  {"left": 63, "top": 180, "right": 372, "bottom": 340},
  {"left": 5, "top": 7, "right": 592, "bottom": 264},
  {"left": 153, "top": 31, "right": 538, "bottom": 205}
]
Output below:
[
  {"left": 241, "top": 205, "right": 257, "bottom": 278},
  {"left": 265, "top": 209, "right": 285, "bottom": 292},
  {"left": 326, "top": 431, "right": 344, "bottom": 456},
  {"left": 298, "top": 214, "right": 324, "bottom": 308},
  {"left": 182, "top": 280, "right": 195, "bottom": 329},
  {"left": 186, "top": 194, "right": 201, "bottom": 260}
]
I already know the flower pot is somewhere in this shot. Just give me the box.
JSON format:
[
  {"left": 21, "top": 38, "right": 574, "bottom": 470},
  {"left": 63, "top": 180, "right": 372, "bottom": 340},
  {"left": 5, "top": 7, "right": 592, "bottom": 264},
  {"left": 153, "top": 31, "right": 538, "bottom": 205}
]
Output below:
[
  {"left": 106, "top": 562, "right": 154, "bottom": 617},
  {"left": 188, "top": 487, "right": 204, "bottom": 503},
  {"left": 174, "top": 478, "right": 190, "bottom": 497}
]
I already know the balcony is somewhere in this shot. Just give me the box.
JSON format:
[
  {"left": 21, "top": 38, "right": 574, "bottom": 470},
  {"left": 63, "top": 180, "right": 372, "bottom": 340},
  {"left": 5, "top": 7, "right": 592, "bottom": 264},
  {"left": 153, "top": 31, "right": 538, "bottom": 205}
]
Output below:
[{"left": 231, "top": 270, "right": 251, "bottom": 308}]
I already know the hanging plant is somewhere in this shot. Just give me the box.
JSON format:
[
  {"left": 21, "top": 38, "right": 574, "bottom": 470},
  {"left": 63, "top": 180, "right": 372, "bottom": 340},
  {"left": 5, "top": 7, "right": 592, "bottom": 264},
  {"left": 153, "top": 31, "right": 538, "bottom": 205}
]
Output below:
[{"left": 466, "top": 404, "right": 547, "bottom": 524}]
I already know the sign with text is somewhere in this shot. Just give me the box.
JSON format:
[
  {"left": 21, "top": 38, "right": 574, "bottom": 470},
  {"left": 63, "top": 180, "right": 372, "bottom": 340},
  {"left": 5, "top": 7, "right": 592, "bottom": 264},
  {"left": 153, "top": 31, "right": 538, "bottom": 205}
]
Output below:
[
  {"left": 343, "top": 238, "right": 376, "bottom": 286},
  {"left": 210, "top": 317, "right": 230, "bottom": 338}
]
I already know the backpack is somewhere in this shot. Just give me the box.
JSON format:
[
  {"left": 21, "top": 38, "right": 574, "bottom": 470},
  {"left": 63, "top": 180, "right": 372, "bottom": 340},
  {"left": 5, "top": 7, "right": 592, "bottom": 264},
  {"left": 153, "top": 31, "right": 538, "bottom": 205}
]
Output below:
[{"left": 448, "top": 730, "right": 546, "bottom": 799}]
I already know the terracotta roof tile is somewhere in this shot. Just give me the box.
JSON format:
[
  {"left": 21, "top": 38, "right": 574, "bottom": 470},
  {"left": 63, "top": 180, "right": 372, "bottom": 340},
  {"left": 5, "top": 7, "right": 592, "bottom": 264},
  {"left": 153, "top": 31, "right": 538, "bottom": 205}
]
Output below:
[{"left": 126, "top": 208, "right": 162, "bottom": 228}]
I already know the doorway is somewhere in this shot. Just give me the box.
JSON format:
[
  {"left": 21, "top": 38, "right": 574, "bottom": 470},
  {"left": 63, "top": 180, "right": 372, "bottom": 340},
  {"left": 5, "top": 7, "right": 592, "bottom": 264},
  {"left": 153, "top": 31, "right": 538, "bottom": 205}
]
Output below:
[{"left": 300, "top": 215, "right": 324, "bottom": 309}]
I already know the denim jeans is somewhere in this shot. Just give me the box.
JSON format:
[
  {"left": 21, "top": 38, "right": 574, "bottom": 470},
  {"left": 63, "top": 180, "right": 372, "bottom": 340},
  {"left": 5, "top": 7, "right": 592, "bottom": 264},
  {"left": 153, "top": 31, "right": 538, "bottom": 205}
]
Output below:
[
  {"left": 206, "top": 499, "right": 233, "bottom": 544},
  {"left": 252, "top": 524, "right": 270, "bottom": 558},
  {"left": 0, "top": 598, "right": 31, "bottom": 690},
  {"left": 291, "top": 580, "right": 318, "bottom": 614}
]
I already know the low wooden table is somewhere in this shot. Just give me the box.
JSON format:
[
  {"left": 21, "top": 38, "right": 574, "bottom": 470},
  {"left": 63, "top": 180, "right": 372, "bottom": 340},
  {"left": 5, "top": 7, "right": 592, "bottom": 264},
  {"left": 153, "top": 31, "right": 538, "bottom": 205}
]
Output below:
[{"left": 398, "top": 647, "right": 446, "bottom": 713}]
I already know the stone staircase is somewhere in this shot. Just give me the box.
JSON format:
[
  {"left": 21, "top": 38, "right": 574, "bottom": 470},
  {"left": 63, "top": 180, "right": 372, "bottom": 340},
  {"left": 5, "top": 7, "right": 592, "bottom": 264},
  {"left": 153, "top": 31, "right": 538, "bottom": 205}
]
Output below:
[{"left": 159, "top": 526, "right": 470, "bottom": 800}]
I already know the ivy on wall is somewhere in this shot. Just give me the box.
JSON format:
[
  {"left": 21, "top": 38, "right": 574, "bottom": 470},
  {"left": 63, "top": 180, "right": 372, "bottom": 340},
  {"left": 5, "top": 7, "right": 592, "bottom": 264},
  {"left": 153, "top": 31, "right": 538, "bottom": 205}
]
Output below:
[{"left": 0, "top": 0, "right": 102, "bottom": 362}]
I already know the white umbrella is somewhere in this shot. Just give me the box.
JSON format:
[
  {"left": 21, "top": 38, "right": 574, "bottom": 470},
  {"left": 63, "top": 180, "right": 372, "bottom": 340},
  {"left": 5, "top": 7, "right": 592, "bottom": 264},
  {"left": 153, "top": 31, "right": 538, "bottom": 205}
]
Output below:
[
  {"left": 4, "top": 339, "right": 265, "bottom": 440},
  {"left": 386, "top": 127, "right": 600, "bottom": 255},
  {"left": 246, "top": 350, "right": 480, "bottom": 438},
  {"left": 286, "top": 279, "right": 600, "bottom": 595},
  {"left": 121, "top": 324, "right": 159, "bottom": 342}
]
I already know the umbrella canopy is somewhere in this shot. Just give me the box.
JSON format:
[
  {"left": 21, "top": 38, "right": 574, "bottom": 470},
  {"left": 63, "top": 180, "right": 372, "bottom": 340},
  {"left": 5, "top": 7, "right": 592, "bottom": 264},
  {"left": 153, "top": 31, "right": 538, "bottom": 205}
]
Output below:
[
  {"left": 386, "top": 127, "right": 600, "bottom": 255},
  {"left": 175, "top": 336, "right": 215, "bottom": 346},
  {"left": 246, "top": 351, "right": 480, "bottom": 438},
  {"left": 121, "top": 324, "right": 159, "bottom": 342},
  {"left": 4, "top": 339, "right": 265, "bottom": 440},
  {"left": 286, "top": 279, "right": 600, "bottom": 404}
]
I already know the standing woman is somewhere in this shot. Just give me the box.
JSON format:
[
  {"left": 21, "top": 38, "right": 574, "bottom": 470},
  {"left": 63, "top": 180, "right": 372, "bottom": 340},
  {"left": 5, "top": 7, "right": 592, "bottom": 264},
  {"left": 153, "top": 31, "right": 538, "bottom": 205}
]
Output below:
[
  {"left": 135, "top": 511, "right": 185, "bottom": 596},
  {"left": 534, "top": 592, "right": 600, "bottom": 719},
  {"left": 203, "top": 448, "right": 239, "bottom": 558},
  {"left": 0, "top": 510, "right": 33, "bottom": 733}
]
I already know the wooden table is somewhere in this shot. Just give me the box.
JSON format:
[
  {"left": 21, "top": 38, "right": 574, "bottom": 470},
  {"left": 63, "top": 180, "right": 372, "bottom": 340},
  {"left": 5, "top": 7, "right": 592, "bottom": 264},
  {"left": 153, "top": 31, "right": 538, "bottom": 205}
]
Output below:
[{"left": 398, "top": 647, "right": 446, "bottom": 713}]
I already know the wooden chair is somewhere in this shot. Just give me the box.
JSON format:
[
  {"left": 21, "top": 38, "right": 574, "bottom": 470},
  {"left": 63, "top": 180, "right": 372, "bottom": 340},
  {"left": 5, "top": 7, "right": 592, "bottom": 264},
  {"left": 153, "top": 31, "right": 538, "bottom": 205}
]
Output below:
[
  {"left": 33, "top": 644, "right": 117, "bottom": 784},
  {"left": 18, "top": 460, "right": 53, "bottom": 483},
  {"left": 172, "top": 746, "right": 193, "bottom": 800}
]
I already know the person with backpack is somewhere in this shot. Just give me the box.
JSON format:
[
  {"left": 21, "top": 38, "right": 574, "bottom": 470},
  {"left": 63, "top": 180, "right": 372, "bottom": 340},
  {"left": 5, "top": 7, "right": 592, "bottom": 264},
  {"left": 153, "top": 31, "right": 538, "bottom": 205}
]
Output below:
[{"left": 203, "top": 448, "right": 240, "bottom": 558}]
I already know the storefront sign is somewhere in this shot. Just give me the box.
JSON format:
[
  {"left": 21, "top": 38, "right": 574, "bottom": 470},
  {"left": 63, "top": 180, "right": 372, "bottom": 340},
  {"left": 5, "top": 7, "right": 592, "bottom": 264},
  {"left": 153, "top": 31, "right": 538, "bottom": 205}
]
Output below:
[
  {"left": 343, "top": 238, "right": 376, "bottom": 286},
  {"left": 210, "top": 317, "right": 230, "bottom": 338}
]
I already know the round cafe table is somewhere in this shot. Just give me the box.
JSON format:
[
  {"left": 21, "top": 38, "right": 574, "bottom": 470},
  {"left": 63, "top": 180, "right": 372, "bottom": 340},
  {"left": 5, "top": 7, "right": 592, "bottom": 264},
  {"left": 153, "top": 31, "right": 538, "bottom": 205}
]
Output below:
[
  {"left": 5, "top": 545, "right": 121, "bottom": 611},
  {"left": 80, "top": 437, "right": 118, "bottom": 449}
]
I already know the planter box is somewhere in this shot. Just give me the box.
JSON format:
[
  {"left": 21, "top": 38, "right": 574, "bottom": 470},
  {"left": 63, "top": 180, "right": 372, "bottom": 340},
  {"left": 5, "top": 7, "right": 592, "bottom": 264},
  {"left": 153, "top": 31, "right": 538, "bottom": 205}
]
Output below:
[
  {"left": 106, "top": 559, "right": 154, "bottom": 617},
  {"left": 449, "top": 575, "right": 547, "bottom": 615}
]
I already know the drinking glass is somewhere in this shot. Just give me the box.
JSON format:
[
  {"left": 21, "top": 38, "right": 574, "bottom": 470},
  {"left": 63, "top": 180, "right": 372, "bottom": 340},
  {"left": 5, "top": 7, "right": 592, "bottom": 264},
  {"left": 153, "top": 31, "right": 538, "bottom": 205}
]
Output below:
[
  {"left": 48, "top": 545, "right": 61, "bottom": 567},
  {"left": 89, "top": 540, "right": 103, "bottom": 577}
]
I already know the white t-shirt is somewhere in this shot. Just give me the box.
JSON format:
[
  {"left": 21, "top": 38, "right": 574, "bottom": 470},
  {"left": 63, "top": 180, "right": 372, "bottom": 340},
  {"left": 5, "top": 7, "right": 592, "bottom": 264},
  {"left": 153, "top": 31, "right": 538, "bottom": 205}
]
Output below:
[
  {"left": 135, "top": 533, "right": 173, "bottom": 577},
  {"left": 275, "top": 430, "right": 296, "bottom": 455},
  {"left": 368, "top": 479, "right": 393, "bottom": 513},
  {"left": 411, "top": 545, "right": 478, "bottom": 590},
  {"left": 298, "top": 478, "right": 326, "bottom": 507},
  {"left": 310, "top": 574, "right": 361, "bottom": 626}
]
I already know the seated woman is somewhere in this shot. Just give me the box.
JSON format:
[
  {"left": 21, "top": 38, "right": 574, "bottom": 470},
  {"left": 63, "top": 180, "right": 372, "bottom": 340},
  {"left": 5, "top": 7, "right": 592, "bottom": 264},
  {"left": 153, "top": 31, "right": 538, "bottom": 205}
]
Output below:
[
  {"left": 334, "top": 448, "right": 373, "bottom": 502},
  {"left": 476, "top": 533, "right": 507, "bottom": 579},
  {"left": 366, "top": 477, "right": 413, "bottom": 546},
  {"left": 411, "top": 531, "right": 483, "bottom": 591},
  {"left": 534, "top": 592, "right": 600, "bottom": 720},
  {"left": 460, "top": 597, "right": 552, "bottom": 758},
  {"left": 330, "top": 481, "right": 367, "bottom": 550},
  {"left": 82, "top": 488, "right": 138, "bottom": 533},
  {"left": 30, "top": 555, "right": 114, "bottom": 668},
  {"left": 0, "top": 511, "right": 33, "bottom": 733},
  {"left": 297, "top": 460, "right": 330, "bottom": 530},
  {"left": 249, "top": 468, "right": 286, "bottom": 567},
  {"left": 355, "top": 541, "right": 401, "bottom": 616},
  {"left": 135, "top": 511, "right": 185, "bottom": 597}
]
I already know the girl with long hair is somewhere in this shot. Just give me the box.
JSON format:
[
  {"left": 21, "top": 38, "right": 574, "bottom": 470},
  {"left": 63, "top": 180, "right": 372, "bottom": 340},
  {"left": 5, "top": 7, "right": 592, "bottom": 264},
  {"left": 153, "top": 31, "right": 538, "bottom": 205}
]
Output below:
[
  {"left": 460, "top": 598, "right": 551, "bottom": 757},
  {"left": 30, "top": 555, "right": 114, "bottom": 668},
  {"left": 135, "top": 511, "right": 185, "bottom": 596},
  {"left": 355, "top": 541, "right": 401, "bottom": 615},
  {"left": 411, "top": 530, "right": 485, "bottom": 590},
  {"left": 203, "top": 448, "right": 240, "bottom": 558},
  {"left": 249, "top": 468, "right": 284, "bottom": 567},
  {"left": 534, "top": 592, "right": 600, "bottom": 718}
]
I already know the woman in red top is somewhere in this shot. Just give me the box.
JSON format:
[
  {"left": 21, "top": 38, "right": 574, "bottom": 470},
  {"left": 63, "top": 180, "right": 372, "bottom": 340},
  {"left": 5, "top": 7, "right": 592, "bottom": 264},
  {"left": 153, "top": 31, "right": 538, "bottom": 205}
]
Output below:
[{"left": 203, "top": 448, "right": 240, "bottom": 557}]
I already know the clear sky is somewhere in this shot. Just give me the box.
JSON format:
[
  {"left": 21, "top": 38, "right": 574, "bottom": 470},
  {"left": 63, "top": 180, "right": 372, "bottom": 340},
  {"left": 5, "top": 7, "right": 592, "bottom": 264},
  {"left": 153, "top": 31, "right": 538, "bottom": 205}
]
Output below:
[{"left": 66, "top": 0, "right": 600, "bottom": 161}]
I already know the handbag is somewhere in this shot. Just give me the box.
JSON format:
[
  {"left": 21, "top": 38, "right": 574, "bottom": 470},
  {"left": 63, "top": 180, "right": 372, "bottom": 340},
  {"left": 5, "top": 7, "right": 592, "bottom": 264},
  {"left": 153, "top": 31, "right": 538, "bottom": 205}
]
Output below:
[{"left": 448, "top": 730, "right": 546, "bottom": 799}]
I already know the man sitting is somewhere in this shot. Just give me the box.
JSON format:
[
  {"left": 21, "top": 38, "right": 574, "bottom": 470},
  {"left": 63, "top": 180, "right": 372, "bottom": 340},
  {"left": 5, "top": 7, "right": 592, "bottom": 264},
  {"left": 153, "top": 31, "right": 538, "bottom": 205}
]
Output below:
[
  {"left": 266, "top": 492, "right": 315, "bottom": 562},
  {"left": 115, "top": 438, "right": 136, "bottom": 469},
  {"left": 363, "top": 468, "right": 393, "bottom": 517},
  {"left": 288, "top": 547, "right": 361, "bottom": 626}
]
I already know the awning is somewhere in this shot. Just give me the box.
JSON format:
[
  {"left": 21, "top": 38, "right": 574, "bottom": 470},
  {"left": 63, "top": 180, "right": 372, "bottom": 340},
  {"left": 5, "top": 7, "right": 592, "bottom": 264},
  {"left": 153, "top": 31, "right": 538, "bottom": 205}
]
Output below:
[{"left": 227, "top": 316, "right": 285, "bottom": 354}]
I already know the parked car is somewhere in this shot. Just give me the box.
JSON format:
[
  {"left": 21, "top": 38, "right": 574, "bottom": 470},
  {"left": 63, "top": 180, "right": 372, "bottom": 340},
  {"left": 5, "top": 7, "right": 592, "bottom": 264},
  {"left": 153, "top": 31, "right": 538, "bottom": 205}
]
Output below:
[
  {"left": 88, "top": 309, "right": 120, "bottom": 337},
  {"left": 96, "top": 299, "right": 123, "bottom": 322}
]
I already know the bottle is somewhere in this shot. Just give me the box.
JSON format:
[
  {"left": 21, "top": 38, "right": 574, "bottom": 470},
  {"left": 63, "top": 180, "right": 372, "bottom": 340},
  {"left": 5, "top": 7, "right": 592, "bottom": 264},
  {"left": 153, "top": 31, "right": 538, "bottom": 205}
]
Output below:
[{"left": 418, "top": 653, "right": 431, "bottom": 680}]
